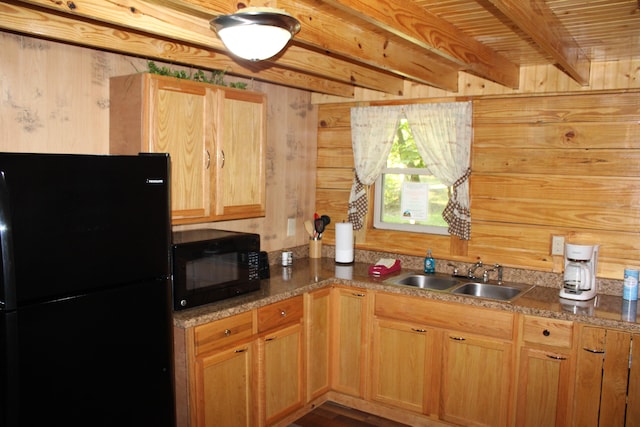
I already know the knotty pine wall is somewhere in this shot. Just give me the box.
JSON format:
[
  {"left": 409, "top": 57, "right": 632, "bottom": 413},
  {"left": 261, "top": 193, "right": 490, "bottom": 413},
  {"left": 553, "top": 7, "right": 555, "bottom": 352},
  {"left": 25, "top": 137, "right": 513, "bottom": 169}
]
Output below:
[
  {"left": 0, "top": 32, "right": 318, "bottom": 252},
  {"left": 316, "top": 91, "right": 640, "bottom": 280}
]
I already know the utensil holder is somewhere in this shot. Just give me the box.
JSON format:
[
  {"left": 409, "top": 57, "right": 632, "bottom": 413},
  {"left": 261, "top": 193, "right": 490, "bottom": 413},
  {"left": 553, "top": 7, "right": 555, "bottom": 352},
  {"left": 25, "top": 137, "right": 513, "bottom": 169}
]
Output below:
[{"left": 309, "top": 238, "right": 322, "bottom": 258}]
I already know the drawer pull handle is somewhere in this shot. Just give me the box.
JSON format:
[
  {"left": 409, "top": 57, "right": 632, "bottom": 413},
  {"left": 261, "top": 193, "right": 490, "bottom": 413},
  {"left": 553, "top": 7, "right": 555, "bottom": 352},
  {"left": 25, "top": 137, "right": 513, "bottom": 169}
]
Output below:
[
  {"left": 224, "top": 329, "right": 231, "bottom": 337},
  {"left": 205, "top": 150, "right": 211, "bottom": 169},
  {"left": 280, "top": 309, "right": 287, "bottom": 317},
  {"left": 543, "top": 329, "right": 550, "bottom": 336},
  {"left": 220, "top": 150, "right": 225, "bottom": 168},
  {"left": 450, "top": 336, "right": 466, "bottom": 341},
  {"left": 266, "top": 336, "right": 276, "bottom": 342},
  {"left": 546, "top": 354, "right": 567, "bottom": 360},
  {"left": 412, "top": 328, "right": 427, "bottom": 333},
  {"left": 583, "top": 347, "right": 605, "bottom": 354},
  {"left": 353, "top": 293, "right": 365, "bottom": 297},
  {"left": 235, "top": 348, "right": 248, "bottom": 353}
]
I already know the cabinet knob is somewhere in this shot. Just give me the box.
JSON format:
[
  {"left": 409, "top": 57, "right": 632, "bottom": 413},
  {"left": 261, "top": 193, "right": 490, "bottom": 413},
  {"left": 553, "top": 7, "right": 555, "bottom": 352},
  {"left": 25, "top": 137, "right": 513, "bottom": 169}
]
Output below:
[
  {"left": 543, "top": 329, "right": 550, "bottom": 336},
  {"left": 280, "top": 309, "right": 287, "bottom": 317},
  {"left": 224, "top": 329, "right": 231, "bottom": 337}
]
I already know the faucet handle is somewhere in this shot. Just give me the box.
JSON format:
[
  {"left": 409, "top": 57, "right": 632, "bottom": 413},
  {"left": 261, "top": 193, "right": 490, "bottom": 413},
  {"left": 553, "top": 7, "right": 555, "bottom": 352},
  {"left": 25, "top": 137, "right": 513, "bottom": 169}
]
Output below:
[{"left": 447, "top": 263, "right": 459, "bottom": 276}]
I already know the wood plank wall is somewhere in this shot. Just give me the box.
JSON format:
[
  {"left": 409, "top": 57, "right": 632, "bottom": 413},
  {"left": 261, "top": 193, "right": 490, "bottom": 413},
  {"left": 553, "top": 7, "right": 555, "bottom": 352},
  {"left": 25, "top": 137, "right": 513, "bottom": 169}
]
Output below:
[{"left": 316, "top": 91, "right": 640, "bottom": 279}]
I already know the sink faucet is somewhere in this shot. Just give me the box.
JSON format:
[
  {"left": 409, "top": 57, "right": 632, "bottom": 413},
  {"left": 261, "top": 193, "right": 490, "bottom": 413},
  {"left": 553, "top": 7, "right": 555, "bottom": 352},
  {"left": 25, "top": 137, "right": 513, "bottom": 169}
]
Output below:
[
  {"left": 468, "top": 260, "right": 483, "bottom": 279},
  {"left": 482, "top": 263, "right": 504, "bottom": 284}
]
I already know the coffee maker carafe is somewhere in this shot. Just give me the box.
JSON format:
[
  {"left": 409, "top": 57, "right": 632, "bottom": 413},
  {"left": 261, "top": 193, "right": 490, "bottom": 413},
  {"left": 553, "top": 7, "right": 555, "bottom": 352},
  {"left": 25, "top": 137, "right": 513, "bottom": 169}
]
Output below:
[{"left": 560, "top": 243, "right": 599, "bottom": 301}]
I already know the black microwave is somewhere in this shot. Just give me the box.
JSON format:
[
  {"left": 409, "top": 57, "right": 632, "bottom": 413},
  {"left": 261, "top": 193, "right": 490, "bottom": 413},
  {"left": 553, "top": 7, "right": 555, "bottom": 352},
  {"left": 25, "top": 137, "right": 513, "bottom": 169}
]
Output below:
[{"left": 171, "top": 229, "right": 267, "bottom": 310}]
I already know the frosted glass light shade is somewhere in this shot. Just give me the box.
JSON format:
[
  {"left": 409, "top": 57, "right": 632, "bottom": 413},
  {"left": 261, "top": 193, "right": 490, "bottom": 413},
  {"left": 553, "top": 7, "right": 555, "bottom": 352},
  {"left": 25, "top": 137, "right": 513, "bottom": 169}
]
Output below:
[{"left": 211, "top": 8, "right": 301, "bottom": 61}]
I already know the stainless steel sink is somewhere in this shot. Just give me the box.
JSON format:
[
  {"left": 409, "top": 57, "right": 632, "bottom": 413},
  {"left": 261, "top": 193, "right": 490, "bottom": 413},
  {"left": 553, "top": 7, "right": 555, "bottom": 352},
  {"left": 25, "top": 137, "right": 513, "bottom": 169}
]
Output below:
[
  {"left": 451, "top": 282, "right": 532, "bottom": 302},
  {"left": 385, "top": 273, "right": 460, "bottom": 291}
]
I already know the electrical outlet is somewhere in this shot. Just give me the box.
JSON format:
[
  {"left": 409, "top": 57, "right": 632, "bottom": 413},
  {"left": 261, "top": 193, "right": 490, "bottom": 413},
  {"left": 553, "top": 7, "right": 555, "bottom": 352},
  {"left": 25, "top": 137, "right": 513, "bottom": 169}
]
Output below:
[
  {"left": 287, "top": 217, "right": 296, "bottom": 237},
  {"left": 551, "top": 235, "right": 565, "bottom": 256}
]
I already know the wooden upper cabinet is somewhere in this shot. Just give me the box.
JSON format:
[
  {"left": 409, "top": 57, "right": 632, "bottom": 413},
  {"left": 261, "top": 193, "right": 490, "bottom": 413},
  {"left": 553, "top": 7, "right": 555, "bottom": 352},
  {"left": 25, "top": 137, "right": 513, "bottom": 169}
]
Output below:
[
  {"left": 109, "top": 73, "right": 266, "bottom": 224},
  {"left": 214, "top": 89, "right": 267, "bottom": 220}
]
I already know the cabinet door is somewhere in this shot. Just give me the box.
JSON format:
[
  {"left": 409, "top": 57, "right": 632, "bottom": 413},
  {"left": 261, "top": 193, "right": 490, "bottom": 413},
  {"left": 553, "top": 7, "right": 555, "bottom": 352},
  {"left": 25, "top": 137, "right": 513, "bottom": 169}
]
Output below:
[
  {"left": 601, "top": 330, "right": 631, "bottom": 426},
  {"left": 370, "top": 318, "right": 434, "bottom": 414},
  {"left": 148, "top": 77, "right": 217, "bottom": 223},
  {"left": 573, "top": 326, "right": 606, "bottom": 427},
  {"left": 575, "top": 326, "right": 632, "bottom": 427},
  {"left": 330, "top": 287, "right": 370, "bottom": 397},
  {"left": 213, "top": 89, "right": 266, "bottom": 220},
  {"left": 194, "top": 341, "right": 254, "bottom": 427},
  {"left": 516, "top": 347, "right": 572, "bottom": 427},
  {"left": 305, "top": 288, "right": 331, "bottom": 401},
  {"left": 261, "top": 322, "right": 304, "bottom": 425},
  {"left": 441, "top": 331, "right": 513, "bottom": 427}
]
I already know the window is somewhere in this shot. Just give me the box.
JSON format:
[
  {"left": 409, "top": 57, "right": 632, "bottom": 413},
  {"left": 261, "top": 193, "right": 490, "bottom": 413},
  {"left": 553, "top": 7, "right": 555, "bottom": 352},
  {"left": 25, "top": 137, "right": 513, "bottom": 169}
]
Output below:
[{"left": 373, "top": 119, "right": 450, "bottom": 235}]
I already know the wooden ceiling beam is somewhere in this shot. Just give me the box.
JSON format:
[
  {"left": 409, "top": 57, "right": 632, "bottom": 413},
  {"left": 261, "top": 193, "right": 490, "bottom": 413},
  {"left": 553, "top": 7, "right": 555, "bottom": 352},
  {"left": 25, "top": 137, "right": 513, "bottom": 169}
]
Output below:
[
  {"left": 278, "top": 0, "right": 460, "bottom": 91},
  {"left": 0, "top": 1, "right": 356, "bottom": 97},
  {"left": 487, "top": 0, "right": 591, "bottom": 86},
  {"left": 10, "top": 0, "right": 403, "bottom": 95},
  {"left": 314, "top": 0, "right": 520, "bottom": 89}
]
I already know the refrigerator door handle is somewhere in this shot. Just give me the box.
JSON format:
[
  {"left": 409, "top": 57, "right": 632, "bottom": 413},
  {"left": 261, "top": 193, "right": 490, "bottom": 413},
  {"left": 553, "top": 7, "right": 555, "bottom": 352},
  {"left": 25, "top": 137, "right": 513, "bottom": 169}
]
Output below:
[{"left": 0, "top": 171, "right": 17, "bottom": 311}]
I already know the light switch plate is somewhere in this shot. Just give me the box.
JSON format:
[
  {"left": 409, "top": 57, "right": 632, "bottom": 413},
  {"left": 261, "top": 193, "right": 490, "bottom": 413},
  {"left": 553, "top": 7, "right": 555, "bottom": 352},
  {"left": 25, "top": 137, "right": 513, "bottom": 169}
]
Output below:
[
  {"left": 551, "top": 235, "right": 565, "bottom": 255},
  {"left": 287, "top": 217, "right": 296, "bottom": 237}
]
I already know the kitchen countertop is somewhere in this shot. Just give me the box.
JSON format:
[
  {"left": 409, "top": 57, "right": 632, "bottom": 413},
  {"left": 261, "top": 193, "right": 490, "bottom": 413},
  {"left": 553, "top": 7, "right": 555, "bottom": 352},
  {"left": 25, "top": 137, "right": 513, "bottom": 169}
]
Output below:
[{"left": 173, "top": 258, "right": 640, "bottom": 332}]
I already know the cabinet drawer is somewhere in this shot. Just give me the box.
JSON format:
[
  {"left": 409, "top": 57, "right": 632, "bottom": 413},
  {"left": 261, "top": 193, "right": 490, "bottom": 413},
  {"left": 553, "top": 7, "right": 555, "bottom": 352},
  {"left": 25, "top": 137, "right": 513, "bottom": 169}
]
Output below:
[
  {"left": 258, "top": 295, "right": 304, "bottom": 333},
  {"left": 522, "top": 315, "right": 573, "bottom": 348},
  {"left": 375, "top": 292, "right": 514, "bottom": 340},
  {"left": 194, "top": 311, "right": 254, "bottom": 356}
]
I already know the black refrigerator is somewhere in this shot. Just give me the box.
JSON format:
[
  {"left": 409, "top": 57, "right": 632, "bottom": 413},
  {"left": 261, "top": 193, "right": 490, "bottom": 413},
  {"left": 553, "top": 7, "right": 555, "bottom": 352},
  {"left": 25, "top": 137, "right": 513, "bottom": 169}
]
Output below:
[{"left": 0, "top": 153, "right": 175, "bottom": 427}]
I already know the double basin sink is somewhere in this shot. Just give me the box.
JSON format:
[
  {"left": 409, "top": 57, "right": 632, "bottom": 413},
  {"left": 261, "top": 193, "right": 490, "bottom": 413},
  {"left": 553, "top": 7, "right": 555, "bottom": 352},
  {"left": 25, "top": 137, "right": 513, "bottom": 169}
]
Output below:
[{"left": 383, "top": 272, "right": 534, "bottom": 302}]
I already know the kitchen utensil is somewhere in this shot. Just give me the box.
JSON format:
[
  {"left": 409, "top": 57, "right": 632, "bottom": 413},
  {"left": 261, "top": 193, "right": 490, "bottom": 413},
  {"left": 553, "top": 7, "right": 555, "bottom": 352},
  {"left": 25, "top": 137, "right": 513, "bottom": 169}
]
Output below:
[
  {"left": 304, "top": 220, "right": 315, "bottom": 238},
  {"left": 321, "top": 215, "right": 331, "bottom": 227},
  {"left": 314, "top": 217, "right": 326, "bottom": 237}
]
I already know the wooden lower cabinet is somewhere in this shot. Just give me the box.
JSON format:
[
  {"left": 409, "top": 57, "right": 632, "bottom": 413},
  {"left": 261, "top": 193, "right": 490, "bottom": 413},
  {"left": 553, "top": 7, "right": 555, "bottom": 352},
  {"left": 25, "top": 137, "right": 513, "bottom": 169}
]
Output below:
[
  {"left": 188, "top": 311, "right": 256, "bottom": 427},
  {"left": 331, "top": 286, "right": 370, "bottom": 397},
  {"left": 440, "top": 331, "right": 513, "bottom": 427},
  {"left": 372, "top": 292, "right": 516, "bottom": 426},
  {"left": 574, "top": 325, "right": 638, "bottom": 427},
  {"left": 515, "top": 315, "right": 575, "bottom": 427},
  {"left": 305, "top": 288, "right": 331, "bottom": 401},
  {"left": 194, "top": 341, "right": 254, "bottom": 427},
  {"left": 179, "top": 286, "right": 640, "bottom": 427},
  {"left": 370, "top": 318, "right": 435, "bottom": 414},
  {"left": 259, "top": 322, "right": 304, "bottom": 425},
  {"left": 516, "top": 346, "right": 573, "bottom": 427}
]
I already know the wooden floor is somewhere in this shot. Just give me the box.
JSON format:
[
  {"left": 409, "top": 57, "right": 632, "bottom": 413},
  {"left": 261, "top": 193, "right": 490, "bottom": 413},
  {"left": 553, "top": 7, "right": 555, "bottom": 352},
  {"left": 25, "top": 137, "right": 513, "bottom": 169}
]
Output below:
[{"left": 289, "top": 402, "right": 411, "bottom": 427}]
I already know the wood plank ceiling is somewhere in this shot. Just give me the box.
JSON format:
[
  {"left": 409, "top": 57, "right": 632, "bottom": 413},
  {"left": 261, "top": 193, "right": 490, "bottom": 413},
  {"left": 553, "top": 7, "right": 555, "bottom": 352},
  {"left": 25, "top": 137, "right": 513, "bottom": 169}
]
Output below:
[{"left": 1, "top": 0, "right": 639, "bottom": 97}]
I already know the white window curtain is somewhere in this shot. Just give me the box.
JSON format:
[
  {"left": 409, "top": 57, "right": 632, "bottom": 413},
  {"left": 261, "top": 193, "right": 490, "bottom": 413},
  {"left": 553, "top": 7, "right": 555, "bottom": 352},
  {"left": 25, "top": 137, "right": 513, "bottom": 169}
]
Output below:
[
  {"left": 347, "top": 105, "right": 403, "bottom": 229},
  {"left": 348, "top": 101, "right": 473, "bottom": 239},
  {"left": 404, "top": 102, "right": 472, "bottom": 240}
]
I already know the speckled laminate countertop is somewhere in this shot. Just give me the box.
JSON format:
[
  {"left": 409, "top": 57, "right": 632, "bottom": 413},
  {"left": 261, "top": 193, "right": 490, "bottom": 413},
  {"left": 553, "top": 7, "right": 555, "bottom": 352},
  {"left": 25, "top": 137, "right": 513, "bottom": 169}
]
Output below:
[{"left": 173, "top": 258, "right": 640, "bottom": 332}]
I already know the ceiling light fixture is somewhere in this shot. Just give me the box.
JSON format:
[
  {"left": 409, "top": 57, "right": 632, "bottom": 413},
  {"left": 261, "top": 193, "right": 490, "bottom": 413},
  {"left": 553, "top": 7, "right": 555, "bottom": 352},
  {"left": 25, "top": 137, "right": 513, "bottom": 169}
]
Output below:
[{"left": 210, "top": 7, "right": 301, "bottom": 62}]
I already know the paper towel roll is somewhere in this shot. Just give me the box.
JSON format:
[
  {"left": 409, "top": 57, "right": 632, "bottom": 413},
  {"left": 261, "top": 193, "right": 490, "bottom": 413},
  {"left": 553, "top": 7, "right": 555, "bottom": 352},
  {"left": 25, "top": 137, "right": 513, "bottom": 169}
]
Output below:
[{"left": 335, "top": 222, "right": 354, "bottom": 263}]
